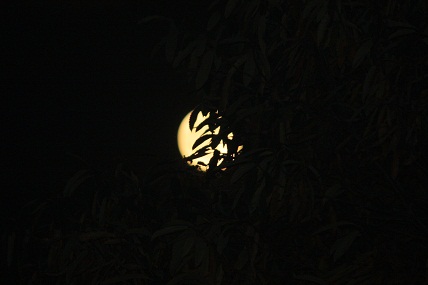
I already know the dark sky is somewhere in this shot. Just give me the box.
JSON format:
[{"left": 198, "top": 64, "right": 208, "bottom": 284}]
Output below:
[{"left": 2, "top": 1, "right": 201, "bottom": 214}]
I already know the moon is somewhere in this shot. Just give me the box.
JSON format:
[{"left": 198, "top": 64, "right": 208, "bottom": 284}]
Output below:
[{"left": 177, "top": 110, "right": 241, "bottom": 171}]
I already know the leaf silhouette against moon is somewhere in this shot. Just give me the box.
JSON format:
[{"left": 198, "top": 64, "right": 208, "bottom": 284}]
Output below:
[{"left": 177, "top": 109, "right": 242, "bottom": 171}]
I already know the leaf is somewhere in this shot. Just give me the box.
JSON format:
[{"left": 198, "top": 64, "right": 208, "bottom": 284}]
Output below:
[
  {"left": 301, "top": 0, "right": 318, "bottom": 19},
  {"left": 194, "top": 238, "right": 209, "bottom": 267},
  {"left": 138, "top": 15, "right": 172, "bottom": 24},
  {"left": 232, "top": 186, "right": 246, "bottom": 210},
  {"left": 235, "top": 247, "right": 248, "bottom": 270},
  {"left": 363, "top": 66, "right": 376, "bottom": 97},
  {"left": 216, "top": 231, "right": 230, "bottom": 254},
  {"left": 7, "top": 232, "right": 15, "bottom": 267},
  {"left": 125, "top": 227, "right": 151, "bottom": 237},
  {"left": 152, "top": 225, "right": 189, "bottom": 240},
  {"left": 63, "top": 169, "right": 94, "bottom": 196},
  {"left": 192, "top": 134, "right": 213, "bottom": 150},
  {"left": 331, "top": 230, "right": 360, "bottom": 262},
  {"left": 208, "top": 0, "right": 222, "bottom": 11},
  {"left": 207, "top": 10, "right": 222, "bottom": 31},
  {"left": 225, "top": 0, "right": 240, "bottom": 18},
  {"left": 288, "top": 198, "right": 300, "bottom": 222},
  {"left": 323, "top": 183, "right": 345, "bottom": 201},
  {"left": 293, "top": 274, "right": 328, "bottom": 285},
  {"left": 189, "top": 109, "right": 199, "bottom": 130},
  {"left": 165, "top": 28, "right": 178, "bottom": 62},
  {"left": 250, "top": 179, "right": 266, "bottom": 213},
  {"left": 313, "top": 221, "right": 356, "bottom": 235},
  {"left": 231, "top": 162, "right": 256, "bottom": 183},
  {"left": 385, "top": 19, "right": 416, "bottom": 29},
  {"left": 65, "top": 250, "right": 87, "bottom": 283},
  {"left": 389, "top": 28, "right": 416, "bottom": 40},
  {"left": 173, "top": 40, "right": 198, "bottom": 68},
  {"left": 258, "top": 14, "right": 267, "bottom": 53},
  {"left": 317, "top": 14, "right": 330, "bottom": 45},
  {"left": 177, "top": 234, "right": 195, "bottom": 259},
  {"left": 98, "top": 197, "right": 107, "bottom": 226},
  {"left": 211, "top": 136, "right": 222, "bottom": 150},
  {"left": 170, "top": 233, "right": 195, "bottom": 273},
  {"left": 79, "top": 231, "right": 115, "bottom": 241},
  {"left": 195, "top": 49, "right": 214, "bottom": 89},
  {"left": 216, "top": 265, "right": 224, "bottom": 285},
  {"left": 243, "top": 52, "right": 256, "bottom": 86},
  {"left": 185, "top": 146, "right": 211, "bottom": 161},
  {"left": 281, "top": 159, "right": 302, "bottom": 168},
  {"left": 101, "top": 274, "right": 150, "bottom": 284},
  {"left": 352, "top": 40, "right": 372, "bottom": 68},
  {"left": 195, "top": 117, "right": 214, "bottom": 132},
  {"left": 192, "top": 37, "right": 207, "bottom": 58},
  {"left": 307, "top": 165, "right": 321, "bottom": 181}
]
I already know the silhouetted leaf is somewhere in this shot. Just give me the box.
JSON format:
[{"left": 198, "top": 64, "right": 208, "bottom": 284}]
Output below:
[
  {"left": 250, "top": 179, "right": 266, "bottom": 213},
  {"left": 216, "top": 231, "right": 230, "bottom": 254},
  {"left": 192, "top": 134, "right": 213, "bottom": 150},
  {"left": 192, "top": 37, "right": 207, "bottom": 58},
  {"left": 331, "top": 230, "right": 360, "bottom": 262},
  {"left": 125, "top": 227, "right": 151, "bottom": 237},
  {"left": 165, "top": 26, "right": 178, "bottom": 62},
  {"left": 317, "top": 15, "right": 330, "bottom": 45},
  {"left": 235, "top": 247, "right": 248, "bottom": 270},
  {"left": 385, "top": 19, "right": 416, "bottom": 29},
  {"left": 225, "top": 0, "right": 240, "bottom": 18},
  {"left": 208, "top": 0, "right": 222, "bottom": 11},
  {"left": 293, "top": 274, "right": 328, "bottom": 285},
  {"left": 301, "top": 0, "right": 318, "bottom": 19},
  {"left": 313, "top": 221, "right": 356, "bottom": 235},
  {"left": 352, "top": 40, "right": 372, "bottom": 68},
  {"left": 189, "top": 109, "right": 199, "bottom": 130},
  {"left": 101, "top": 274, "right": 150, "bottom": 284},
  {"left": 363, "top": 66, "right": 377, "bottom": 97},
  {"left": 308, "top": 165, "right": 321, "bottom": 181},
  {"left": 173, "top": 40, "right": 198, "bottom": 68},
  {"left": 243, "top": 52, "right": 256, "bottom": 86},
  {"left": 208, "top": 149, "right": 222, "bottom": 170},
  {"left": 195, "top": 117, "right": 214, "bottom": 132},
  {"left": 139, "top": 15, "right": 172, "bottom": 24},
  {"left": 195, "top": 49, "right": 214, "bottom": 89},
  {"left": 207, "top": 10, "right": 222, "bottom": 31},
  {"left": 79, "top": 231, "right": 115, "bottom": 241},
  {"left": 231, "top": 162, "right": 256, "bottom": 183},
  {"left": 194, "top": 238, "right": 209, "bottom": 267},
  {"left": 216, "top": 264, "right": 224, "bottom": 285},
  {"left": 63, "top": 169, "right": 94, "bottom": 196},
  {"left": 7, "top": 232, "right": 15, "bottom": 267},
  {"left": 186, "top": 146, "right": 211, "bottom": 161},
  {"left": 65, "top": 250, "right": 87, "bottom": 283},
  {"left": 323, "top": 183, "right": 345, "bottom": 204},
  {"left": 152, "top": 225, "right": 189, "bottom": 240},
  {"left": 170, "top": 232, "right": 195, "bottom": 273},
  {"left": 389, "top": 28, "right": 416, "bottom": 40}
]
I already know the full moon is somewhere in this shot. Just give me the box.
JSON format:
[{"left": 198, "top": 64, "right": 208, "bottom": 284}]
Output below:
[{"left": 177, "top": 110, "right": 241, "bottom": 171}]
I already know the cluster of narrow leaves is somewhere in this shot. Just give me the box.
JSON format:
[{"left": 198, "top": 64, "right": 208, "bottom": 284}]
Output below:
[
  {"left": 147, "top": 0, "right": 428, "bottom": 283},
  {"left": 1, "top": 164, "right": 158, "bottom": 285}
]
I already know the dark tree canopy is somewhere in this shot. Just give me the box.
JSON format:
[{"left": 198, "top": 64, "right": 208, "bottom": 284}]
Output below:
[{"left": 2, "top": 0, "right": 428, "bottom": 284}]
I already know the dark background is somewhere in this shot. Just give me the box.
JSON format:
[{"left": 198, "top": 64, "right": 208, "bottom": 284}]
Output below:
[{"left": 2, "top": 1, "right": 199, "bottom": 218}]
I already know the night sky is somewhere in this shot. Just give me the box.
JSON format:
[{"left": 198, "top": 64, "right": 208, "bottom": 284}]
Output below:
[{"left": 3, "top": 1, "right": 199, "bottom": 216}]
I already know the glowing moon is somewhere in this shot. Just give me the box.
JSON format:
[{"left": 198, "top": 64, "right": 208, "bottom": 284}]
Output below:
[{"left": 177, "top": 110, "right": 240, "bottom": 171}]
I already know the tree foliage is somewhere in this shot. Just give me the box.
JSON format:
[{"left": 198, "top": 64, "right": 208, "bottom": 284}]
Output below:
[{"left": 2, "top": 0, "right": 428, "bottom": 284}]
